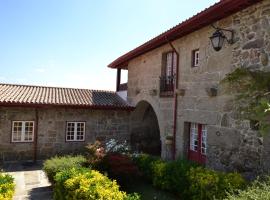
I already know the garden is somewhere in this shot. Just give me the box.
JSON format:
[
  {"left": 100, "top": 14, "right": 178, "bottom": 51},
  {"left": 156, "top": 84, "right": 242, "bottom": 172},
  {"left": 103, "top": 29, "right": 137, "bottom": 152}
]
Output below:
[{"left": 39, "top": 139, "right": 270, "bottom": 200}]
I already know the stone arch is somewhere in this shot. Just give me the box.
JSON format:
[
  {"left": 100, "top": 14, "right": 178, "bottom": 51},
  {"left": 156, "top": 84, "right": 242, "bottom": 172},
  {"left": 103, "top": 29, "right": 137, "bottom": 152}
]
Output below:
[{"left": 130, "top": 100, "right": 162, "bottom": 156}]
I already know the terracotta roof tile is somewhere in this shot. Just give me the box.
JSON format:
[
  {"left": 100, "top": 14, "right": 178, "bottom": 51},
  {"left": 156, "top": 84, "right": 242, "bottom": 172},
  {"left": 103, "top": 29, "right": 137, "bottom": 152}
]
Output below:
[{"left": 0, "top": 83, "right": 133, "bottom": 110}]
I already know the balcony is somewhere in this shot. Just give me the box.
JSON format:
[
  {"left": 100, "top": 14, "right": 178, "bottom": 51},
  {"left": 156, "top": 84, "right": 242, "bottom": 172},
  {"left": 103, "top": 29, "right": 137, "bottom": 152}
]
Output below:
[{"left": 159, "top": 75, "right": 175, "bottom": 97}]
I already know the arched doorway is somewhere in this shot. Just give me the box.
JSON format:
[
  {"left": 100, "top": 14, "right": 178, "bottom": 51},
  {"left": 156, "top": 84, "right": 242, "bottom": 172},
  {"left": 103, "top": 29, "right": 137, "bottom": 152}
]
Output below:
[{"left": 130, "top": 101, "right": 161, "bottom": 156}]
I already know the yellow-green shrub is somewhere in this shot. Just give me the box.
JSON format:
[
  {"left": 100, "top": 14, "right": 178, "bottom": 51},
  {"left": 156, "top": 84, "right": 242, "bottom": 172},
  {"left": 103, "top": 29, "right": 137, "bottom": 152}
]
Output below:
[
  {"left": 188, "top": 167, "right": 246, "bottom": 200},
  {"left": 225, "top": 177, "right": 270, "bottom": 200},
  {"left": 53, "top": 167, "right": 136, "bottom": 200},
  {"left": 0, "top": 173, "right": 15, "bottom": 200},
  {"left": 43, "top": 155, "right": 87, "bottom": 183}
]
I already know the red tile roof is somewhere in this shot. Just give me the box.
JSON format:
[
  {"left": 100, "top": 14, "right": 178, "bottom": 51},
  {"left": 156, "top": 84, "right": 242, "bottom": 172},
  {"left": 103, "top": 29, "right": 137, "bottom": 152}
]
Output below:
[
  {"left": 0, "top": 84, "right": 133, "bottom": 110},
  {"left": 108, "top": 0, "right": 262, "bottom": 69}
]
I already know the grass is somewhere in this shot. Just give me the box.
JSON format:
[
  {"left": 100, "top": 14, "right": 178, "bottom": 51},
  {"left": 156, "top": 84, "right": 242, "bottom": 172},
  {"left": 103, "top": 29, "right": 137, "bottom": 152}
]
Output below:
[{"left": 125, "top": 180, "right": 179, "bottom": 200}]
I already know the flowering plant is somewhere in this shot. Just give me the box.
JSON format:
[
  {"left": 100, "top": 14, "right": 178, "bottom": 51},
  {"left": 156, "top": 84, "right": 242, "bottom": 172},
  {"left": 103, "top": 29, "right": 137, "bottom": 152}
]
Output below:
[{"left": 105, "top": 139, "right": 131, "bottom": 154}]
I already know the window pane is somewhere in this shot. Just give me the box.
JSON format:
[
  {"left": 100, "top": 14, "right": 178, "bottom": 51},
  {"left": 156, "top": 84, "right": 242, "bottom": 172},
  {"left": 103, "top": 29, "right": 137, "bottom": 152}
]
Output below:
[
  {"left": 12, "top": 122, "right": 23, "bottom": 142},
  {"left": 190, "top": 123, "right": 198, "bottom": 151},
  {"left": 201, "top": 125, "right": 207, "bottom": 155}
]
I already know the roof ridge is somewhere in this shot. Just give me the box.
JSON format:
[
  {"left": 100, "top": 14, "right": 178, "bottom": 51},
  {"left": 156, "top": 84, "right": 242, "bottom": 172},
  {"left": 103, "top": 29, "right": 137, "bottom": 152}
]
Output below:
[{"left": 0, "top": 82, "right": 115, "bottom": 93}]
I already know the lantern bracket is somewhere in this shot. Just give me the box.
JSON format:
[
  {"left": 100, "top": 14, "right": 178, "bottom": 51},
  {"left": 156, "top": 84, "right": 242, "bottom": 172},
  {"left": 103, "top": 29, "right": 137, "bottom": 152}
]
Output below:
[{"left": 211, "top": 24, "right": 234, "bottom": 44}]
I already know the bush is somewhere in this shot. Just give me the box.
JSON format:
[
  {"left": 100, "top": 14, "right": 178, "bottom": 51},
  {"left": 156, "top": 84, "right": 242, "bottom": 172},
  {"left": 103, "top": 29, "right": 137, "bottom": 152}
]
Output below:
[
  {"left": 85, "top": 141, "right": 106, "bottom": 167},
  {"left": 104, "top": 153, "right": 140, "bottom": 187},
  {"left": 125, "top": 193, "right": 141, "bottom": 200},
  {"left": 225, "top": 177, "right": 270, "bottom": 200},
  {"left": 132, "top": 154, "right": 161, "bottom": 181},
  {"left": 133, "top": 154, "right": 246, "bottom": 200},
  {"left": 187, "top": 167, "right": 246, "bottom": 200},
  {"left": 152, "top": 159, "right": 197, "bottom": 197},
  {"left": 0, "top": 173, "right": 15, "bottom": 200},
  {"left": 43, "top": 155, "right": 87, "bottom": 183},
  {"left": 54, "top": 167, "right": 138, "bottom": 200}
]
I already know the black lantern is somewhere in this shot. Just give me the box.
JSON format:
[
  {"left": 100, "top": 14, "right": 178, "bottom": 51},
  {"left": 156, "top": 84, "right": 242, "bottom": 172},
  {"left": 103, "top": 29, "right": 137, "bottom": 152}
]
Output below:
[
  {"left": 210, "top": 25, "right": 234, "bottom": 51},
  {"left": 210, "top": 30, "right": 226, "bottom": 51}
]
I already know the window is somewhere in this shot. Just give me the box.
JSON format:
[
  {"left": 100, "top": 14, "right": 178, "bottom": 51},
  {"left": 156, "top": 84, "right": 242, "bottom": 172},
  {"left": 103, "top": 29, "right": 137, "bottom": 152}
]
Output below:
[
  {"left": 12, "top": 121, "right": 34, "bottom": 142},
  {"left": 165, "top": 51, "right": 177, "bottom": 79},
  {"left": 192, "top": 49, "right": 199, "bottom": 67},
  {"left": 66, "top": 122, "right": 85, "bottom": 142}
]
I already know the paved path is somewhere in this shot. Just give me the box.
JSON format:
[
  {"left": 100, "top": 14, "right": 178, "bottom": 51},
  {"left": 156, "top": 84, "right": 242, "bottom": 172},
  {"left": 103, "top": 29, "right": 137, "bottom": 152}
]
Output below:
[{"left": 3, "top": 161, "right": 53, "bottom": 200}]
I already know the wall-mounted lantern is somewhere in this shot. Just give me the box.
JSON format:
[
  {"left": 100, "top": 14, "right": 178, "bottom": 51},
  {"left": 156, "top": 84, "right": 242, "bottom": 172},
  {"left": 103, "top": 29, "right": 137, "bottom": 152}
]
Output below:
[{"left": 210, "top": 24, "right": 234, "bottom": 51}]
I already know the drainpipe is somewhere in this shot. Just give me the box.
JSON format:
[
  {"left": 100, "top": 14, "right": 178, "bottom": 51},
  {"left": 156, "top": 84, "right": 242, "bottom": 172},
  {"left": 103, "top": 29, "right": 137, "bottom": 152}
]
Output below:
[
  {"left": 166, "top": 38, "right": 179, "bottom": 160},
  {"left": 33, "top": 108, "right": 39, "bottom": 162}
]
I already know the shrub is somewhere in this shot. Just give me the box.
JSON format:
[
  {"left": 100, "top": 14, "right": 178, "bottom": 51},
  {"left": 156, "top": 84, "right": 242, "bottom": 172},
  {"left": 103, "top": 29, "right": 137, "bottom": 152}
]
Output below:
[
  {"left": 0, "top": 173, "right": 15, "bottom": 200},
  {"left": 225, "top": 177, "right": 270, "bottom": 200},
  {"left": 133, "top": 154, "right": 246, "bottom": 200},
  {"left": 152, "top": 159, "right": 197, "bottom": 197},
  {"left": 187, "top": 167, "right": 246, "bottom": 200},
  {"left": 125, "top": 193, "right": 141, "bottom": 200},
  {"left": 54, "top": 167, "right": 136, "bottom": 200},
  {"left": 43, "top": 155, "right": 87, "bottom": 183},
  {"left": 132, "top": 154, "right": 161, "bottom": 181},
  {"left": 104, "top": 153, "right": 140, "bottom": 187},
  {"left": 85, "top": 141, "right": 106, "bottom": 166}
]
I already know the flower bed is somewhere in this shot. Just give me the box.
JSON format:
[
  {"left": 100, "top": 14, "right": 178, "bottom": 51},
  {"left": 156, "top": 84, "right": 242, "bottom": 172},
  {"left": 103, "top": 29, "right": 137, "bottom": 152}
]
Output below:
[{"left": 0, "top": 172, "right": 15, "bottom": 200}]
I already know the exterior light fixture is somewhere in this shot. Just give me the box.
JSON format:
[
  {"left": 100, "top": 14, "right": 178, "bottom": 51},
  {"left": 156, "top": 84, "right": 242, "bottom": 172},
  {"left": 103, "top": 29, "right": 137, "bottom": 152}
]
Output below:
[{"left": 210, "top": 24, "right": 234, "bottom": 51}]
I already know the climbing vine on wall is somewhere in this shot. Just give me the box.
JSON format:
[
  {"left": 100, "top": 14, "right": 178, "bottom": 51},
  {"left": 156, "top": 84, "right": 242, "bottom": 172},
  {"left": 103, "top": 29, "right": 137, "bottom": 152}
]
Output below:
[{"left": 222, "top": 67, "right": 270, "bottom": 134}]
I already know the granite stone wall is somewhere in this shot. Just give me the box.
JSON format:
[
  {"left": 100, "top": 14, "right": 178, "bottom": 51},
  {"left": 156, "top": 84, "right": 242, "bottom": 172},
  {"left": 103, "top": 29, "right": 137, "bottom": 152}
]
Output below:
[
  {"left": 126, "top": 0, "right": 270, "bottom": 175},
  {"left": 0, "top": 106, "right": 130, "bottom": 161}
]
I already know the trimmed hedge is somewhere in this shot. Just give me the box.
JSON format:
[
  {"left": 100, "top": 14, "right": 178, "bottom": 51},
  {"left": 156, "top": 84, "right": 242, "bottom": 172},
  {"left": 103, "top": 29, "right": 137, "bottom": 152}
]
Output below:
[
  {"left": 43, "top": 155, "right": 87, "bottom": 183},
  {"left": 133, "top": 154, "right": 246, "bottom": 200},
  {"left": 53, "top": 167, "right": 140, "bottom": 200},
  {"left": 0, "top": 173, "right": 15, "bottom": 200}
]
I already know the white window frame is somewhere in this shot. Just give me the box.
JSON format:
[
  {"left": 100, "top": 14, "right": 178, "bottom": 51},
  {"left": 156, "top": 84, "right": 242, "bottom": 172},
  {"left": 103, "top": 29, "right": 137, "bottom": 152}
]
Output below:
[
  {"left": 201, "top": 124, "right": 207, "bottom": 155},
  {"left": 190, "top": 123, "right": 198, "bottom": 151},
  {"left": 193, "top": 49, "right": 199, "bottom": 67},
  {"left": 12, "top": 121, "right": 35, "bottom": 142},
  {"left": 66, "top": 122, "right": 85, "bottom": 142}
]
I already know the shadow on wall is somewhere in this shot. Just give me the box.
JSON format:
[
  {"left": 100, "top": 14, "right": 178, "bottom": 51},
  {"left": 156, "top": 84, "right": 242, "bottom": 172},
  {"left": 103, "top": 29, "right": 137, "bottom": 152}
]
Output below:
[{"left": 130, "top": 101, "right": 161, "bottom": 156}]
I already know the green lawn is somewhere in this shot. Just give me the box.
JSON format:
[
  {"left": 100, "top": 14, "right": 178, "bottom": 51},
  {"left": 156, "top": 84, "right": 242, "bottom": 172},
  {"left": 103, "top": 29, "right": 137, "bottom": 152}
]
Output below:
[{"left": 125, "top": 180, "right": 179, "bottom": 200}]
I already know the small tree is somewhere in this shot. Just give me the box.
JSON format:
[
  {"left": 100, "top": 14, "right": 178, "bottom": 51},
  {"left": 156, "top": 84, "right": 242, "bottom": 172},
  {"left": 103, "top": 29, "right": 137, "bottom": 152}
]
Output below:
[{"left": 222, "top": 67, "right": 270, "bottom": 134}]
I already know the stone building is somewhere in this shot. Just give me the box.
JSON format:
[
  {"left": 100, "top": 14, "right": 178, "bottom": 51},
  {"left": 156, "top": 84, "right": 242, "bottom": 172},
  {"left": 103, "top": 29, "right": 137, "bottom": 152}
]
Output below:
[
  {"left": 109, "top": 0, "right": 270, "bottom": 175},
  {"left": 0, "top": 84, "right": 133, "bottom": 161}
]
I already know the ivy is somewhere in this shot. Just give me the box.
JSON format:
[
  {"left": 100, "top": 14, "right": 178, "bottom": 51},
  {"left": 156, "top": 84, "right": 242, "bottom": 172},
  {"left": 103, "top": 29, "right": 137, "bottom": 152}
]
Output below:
[{"left": 222, "top": 67, "right": 270, "bottom": 134}]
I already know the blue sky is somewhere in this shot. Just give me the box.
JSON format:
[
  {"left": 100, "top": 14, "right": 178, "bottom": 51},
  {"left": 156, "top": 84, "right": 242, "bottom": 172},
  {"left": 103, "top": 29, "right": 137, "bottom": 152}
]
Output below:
[{"left": 0, "top": 0, "right": 219, "bottom": 91}]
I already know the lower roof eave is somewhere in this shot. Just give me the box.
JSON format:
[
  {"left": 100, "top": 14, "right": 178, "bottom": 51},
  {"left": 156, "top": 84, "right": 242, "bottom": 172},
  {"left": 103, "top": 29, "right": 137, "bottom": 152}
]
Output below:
[{"left": 0, "top": 102, "right": 135, "bottom": 111}]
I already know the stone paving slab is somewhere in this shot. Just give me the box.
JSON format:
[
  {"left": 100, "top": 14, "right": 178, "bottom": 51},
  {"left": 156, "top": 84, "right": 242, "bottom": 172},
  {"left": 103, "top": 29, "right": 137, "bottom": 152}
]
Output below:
[{"left": 2, "top": 161, "right": 53, "bottom": 200}]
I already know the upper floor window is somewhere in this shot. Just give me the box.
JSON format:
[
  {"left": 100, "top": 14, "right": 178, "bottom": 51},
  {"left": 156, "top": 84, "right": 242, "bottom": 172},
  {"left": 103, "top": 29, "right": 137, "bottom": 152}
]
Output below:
[
  {"left": 160, "top": 51, "right": 177, "bottom": 95},
  {"left": 192, "top": 49, "right": 199, "bottom": 67},
  {"left": 66, "top": 122, "right": 85, "bottom": 142},
  {"left": 12, "top": 121, "right": 34, "bottom": 142}
]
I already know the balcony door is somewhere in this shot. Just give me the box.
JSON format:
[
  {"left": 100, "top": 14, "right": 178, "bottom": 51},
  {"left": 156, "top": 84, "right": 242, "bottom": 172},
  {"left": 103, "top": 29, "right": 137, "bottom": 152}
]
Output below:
[
  {"left": 188, "top": 123, "right": 207, "bottom": 164},
  {"left": 160, "top": 51, "right": 177, "bottom": 95}
]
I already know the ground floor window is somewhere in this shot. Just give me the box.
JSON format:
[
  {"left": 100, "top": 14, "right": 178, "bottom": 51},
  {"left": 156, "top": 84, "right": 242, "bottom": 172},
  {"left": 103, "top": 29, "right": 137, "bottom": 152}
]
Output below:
[
  {"left": 66, "top": 122, "right": 85, "bottom": 142},
  {"left": 188, "top": 122, "right": 207, "bottom": 164},
  {"left": 12, "top": 121, "right": 34, "bottom": 142}
]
